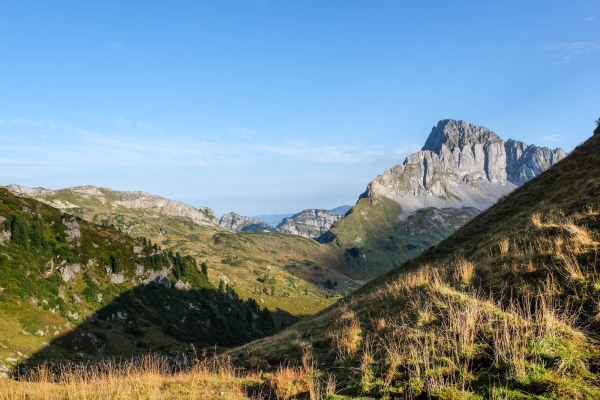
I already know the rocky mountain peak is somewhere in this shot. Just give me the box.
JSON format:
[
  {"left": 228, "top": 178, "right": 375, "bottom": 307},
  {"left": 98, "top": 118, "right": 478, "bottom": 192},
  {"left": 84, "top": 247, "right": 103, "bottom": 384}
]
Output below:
[
  {"left": 276, "top": 209, "right": 344, "bottom": 238},
  {"left": 219, "top": 212, "right": 273, "bottom": 232},
  {"left": 421, "top": 119, "right": 502, "bottom": 155},
  {"left": 363, "top": 119, "right": 567, "bottom": 214}
]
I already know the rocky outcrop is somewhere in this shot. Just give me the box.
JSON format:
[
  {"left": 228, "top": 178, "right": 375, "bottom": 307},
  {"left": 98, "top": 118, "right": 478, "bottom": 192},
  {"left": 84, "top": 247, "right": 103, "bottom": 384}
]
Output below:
[
  {"left": 62, "top": 217, "right": 81, "bottom": 242},
  {"left": 3, "top": 185, "right": 52, "bottom": 197},
  {"left": 276, "top": 209, "right": 344, "bottom": 238},
  {"left": 362, "top": 119, "right": 567, "bottom": 214},
  {"left": 7, "top": 185, "right": 220, "bottom": 227},
  {"left": 219, "top": 212, "right": 273, "bottom": 232}
]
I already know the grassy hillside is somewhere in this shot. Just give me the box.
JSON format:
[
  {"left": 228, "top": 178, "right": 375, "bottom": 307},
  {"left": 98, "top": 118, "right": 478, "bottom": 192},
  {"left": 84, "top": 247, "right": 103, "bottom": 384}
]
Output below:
[
  {"left": 5, "top": 187, "right": 355, "bottom": 326},
  {"left": 0, "top": 188, "right": 279, "bottom": 375},
  {"left": 321, "top": 195, "right": 479, "bottom": 279},
  {"left": 227, "top": 129, "right": 600, "bottom": 398}
]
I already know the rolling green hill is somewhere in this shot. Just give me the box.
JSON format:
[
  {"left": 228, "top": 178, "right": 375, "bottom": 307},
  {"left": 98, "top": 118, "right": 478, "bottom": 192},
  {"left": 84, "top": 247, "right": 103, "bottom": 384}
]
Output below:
[
  {"left": 319, "top": 196, "right": 479, "bottom": 279},
  {"left": 0, "top": 188, "right": 280, "bottom": 375},
  {"left": 231, "top": 127, "right": 600, "bottom": 398},
  {"left": 4, "top": 186, "right": 355, "bottom": 326}
]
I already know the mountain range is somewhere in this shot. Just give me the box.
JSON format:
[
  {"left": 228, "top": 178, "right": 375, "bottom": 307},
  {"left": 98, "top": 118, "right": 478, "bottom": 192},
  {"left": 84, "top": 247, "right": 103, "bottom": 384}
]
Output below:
[
  {"left": 227, "top": 122, "right": 600, "bottom": 399},
  {"left": 6, "top": 119, "right": 565, "bottom": 287},
  {"left": 3, "top": 120, "right": 595, "bottom": 398},
  {"left": 1, "top": 119, "right": 567, "bottom": 376},
  {"left": 220, "top": 208, "right": 347, "bottom": 239}
]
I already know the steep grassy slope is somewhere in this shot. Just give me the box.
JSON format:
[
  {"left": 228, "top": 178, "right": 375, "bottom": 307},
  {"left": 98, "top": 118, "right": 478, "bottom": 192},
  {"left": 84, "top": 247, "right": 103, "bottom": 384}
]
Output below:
[
  {"left": 230, "top": 130, "right": 600, "bottom": 398},
  {"left": 321, "top": 196, "right": 479, "bottom": 279},
  {"left": 0, "top": 189, "right": 278, "bottom": 375},
  {"left": 5, "top": 187, "right": 353, "bottom": 323}
]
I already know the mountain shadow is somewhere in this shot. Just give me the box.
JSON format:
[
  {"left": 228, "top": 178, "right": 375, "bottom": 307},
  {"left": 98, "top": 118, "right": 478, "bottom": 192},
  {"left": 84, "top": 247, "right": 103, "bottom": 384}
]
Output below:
[
  {"left": 0, "top": 188, "right": 286, "bottom": 376},
  {"left": 13, "top": 280, "right": 294, "bottom": 375}
]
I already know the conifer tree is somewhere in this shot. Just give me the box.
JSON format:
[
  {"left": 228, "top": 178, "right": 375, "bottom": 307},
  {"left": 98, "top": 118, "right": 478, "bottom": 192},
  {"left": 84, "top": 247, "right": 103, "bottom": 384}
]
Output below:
[{"left": 10, "top": 216, "right": 29, "bottom": 247}]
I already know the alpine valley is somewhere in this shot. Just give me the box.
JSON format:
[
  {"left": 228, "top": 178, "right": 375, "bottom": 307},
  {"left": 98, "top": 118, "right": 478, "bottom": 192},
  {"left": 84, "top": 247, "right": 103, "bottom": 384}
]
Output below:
[{"left": 0, "top": 119, "right": 566, "bottom": 377}]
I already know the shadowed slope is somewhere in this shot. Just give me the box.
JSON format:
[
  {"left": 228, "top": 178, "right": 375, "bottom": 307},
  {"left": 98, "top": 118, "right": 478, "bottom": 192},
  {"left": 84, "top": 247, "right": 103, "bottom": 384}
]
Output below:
[{"left": 0, "top": 189, "right": 278, "bottom": 376}]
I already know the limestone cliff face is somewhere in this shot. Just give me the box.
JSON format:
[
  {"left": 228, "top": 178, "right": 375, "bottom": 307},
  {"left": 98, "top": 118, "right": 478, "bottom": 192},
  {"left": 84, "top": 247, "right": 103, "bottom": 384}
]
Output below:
[
  {"left": 276, "top": 209, "right": 343, "bottom": 238},
  {"left": 219, "top": 212, "right": 273, "bottom": 232},
  {"left": 6, "top": 185, "right": 220, "bottom": 227},
  {"left": 362, "top": 119, "right": 567, "bottom": 213}
]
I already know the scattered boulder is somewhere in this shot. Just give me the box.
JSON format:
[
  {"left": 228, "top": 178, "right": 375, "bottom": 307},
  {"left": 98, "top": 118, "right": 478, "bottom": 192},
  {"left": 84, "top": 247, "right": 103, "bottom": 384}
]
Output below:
[
  {"left": 109, "top": 273, "right": 124, "bottom": 284},
  {"left": 58, "top": 264, "right": 81, "bottom": 282}
]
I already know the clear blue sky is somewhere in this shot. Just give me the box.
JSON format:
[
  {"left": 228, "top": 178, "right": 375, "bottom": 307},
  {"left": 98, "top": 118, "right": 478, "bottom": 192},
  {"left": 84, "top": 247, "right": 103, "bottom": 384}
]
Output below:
[{"left": 1, "top": 1, "right": 598, "bottom": 217}]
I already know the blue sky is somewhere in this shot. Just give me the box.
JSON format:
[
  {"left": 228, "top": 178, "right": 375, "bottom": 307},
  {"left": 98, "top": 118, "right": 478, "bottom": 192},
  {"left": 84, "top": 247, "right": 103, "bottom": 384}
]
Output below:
[{"left": 1, "top": 1, "right": 599, "bottom": 217}]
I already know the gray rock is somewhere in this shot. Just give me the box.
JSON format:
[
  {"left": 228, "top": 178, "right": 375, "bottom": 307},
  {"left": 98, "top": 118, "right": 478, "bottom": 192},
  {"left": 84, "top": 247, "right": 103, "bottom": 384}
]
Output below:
[
  {"left": 62, "top": 217, "right": 81, "bottom": 242},
  {"left": 362, "top": 119, "right": 566, "bottom": 215},
  {"left": 58, "top": 264, "right": 81, "bottom": 282},
  {"left": 109, "top": 273, "right": 124, "bottom": 284},
  {"left": 0, "top": 231, "right": 11, "bottom": 244},
  {"left": 219, "top": 212, "right": 273, "bottom": 232},
  {"left": 276, "top": 209, "right": 344, "bottom": 238}
]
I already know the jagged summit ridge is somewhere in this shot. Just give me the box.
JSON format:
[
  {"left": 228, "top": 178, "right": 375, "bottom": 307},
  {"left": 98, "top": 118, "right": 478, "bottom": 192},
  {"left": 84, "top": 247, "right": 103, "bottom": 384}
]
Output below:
[
  {"left": 219, "top": 212, "right": 273, "bottom": 232},
  {"left": 363, "top": 119, "right": 567, "bottom": 214},
  {"left": 421, "top": 119, "right": 502, "bottom": 155}
]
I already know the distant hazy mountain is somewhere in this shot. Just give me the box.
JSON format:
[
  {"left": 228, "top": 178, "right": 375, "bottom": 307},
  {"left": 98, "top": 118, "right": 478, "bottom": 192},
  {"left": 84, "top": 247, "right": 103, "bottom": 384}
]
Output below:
[
  {"left": 219, "top": 212, "right": 273, "bottom": 232},
  {"left": 252, "top": 206, "right": 351, "bottom": 230},
  {"left": 251, "top": 213, "right": 294, "bottom": 227},
  {"left": 276, "top": 209, "right": 344, "bottom": 238},
  {"left": 329, "top": 205, "right": 352, "bottom": 214}
]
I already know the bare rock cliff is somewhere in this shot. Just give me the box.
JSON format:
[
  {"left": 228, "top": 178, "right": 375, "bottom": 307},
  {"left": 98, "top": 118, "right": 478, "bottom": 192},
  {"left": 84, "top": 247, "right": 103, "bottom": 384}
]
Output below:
[
  {"left": 362, "top": 119, "right": 567, "bottom": 214},
  {"left": 276, "top": 209, "right": 344, "bottom": 238}
]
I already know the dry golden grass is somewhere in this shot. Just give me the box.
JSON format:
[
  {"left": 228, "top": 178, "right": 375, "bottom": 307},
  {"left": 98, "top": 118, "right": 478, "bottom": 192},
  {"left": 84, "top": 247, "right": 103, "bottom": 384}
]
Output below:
[
  {"left": 328, "top": 308, "right": 362, "bottom": 361},
  {"left": 270, "top": 365, "right": 307, "bottom": 400},
  {"left": 453, "top": 258, "right": 476, "bottom": 285},
  {"left": 498, "top": 238, "right": 510, "bottom": 256},
  {"left": 375, "top": 268, "right": 589, "bottom": 395},
  {"left": 332, "top": 210, "right": 599, "bottom": 396},
  {"left": 0, "top": 348, "right": 339, "bottom": 400},
  {"left": 267, "top": 344, "right": 336, "bottom": 400},
  {"left": 0, "top": 353, "right": 259, "bottom": 400},
  {"left": 585, "top": 203, "right": 599, "bottom": 217}
]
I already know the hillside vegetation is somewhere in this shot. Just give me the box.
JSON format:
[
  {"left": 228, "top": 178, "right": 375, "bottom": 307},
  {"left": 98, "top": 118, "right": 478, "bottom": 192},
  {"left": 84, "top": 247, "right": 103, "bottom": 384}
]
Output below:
[
  {"left": 0, "top": 188, "right": 279, "bottom": 376},
  {"left": 5, "top": 186, "right": 355, "bottom": 325},
  {"left": 321, "top": 196, "right": 479, "bottom": 279},
  {"left": 226, "top": 128, "right": 600, "bottom": 398}
]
